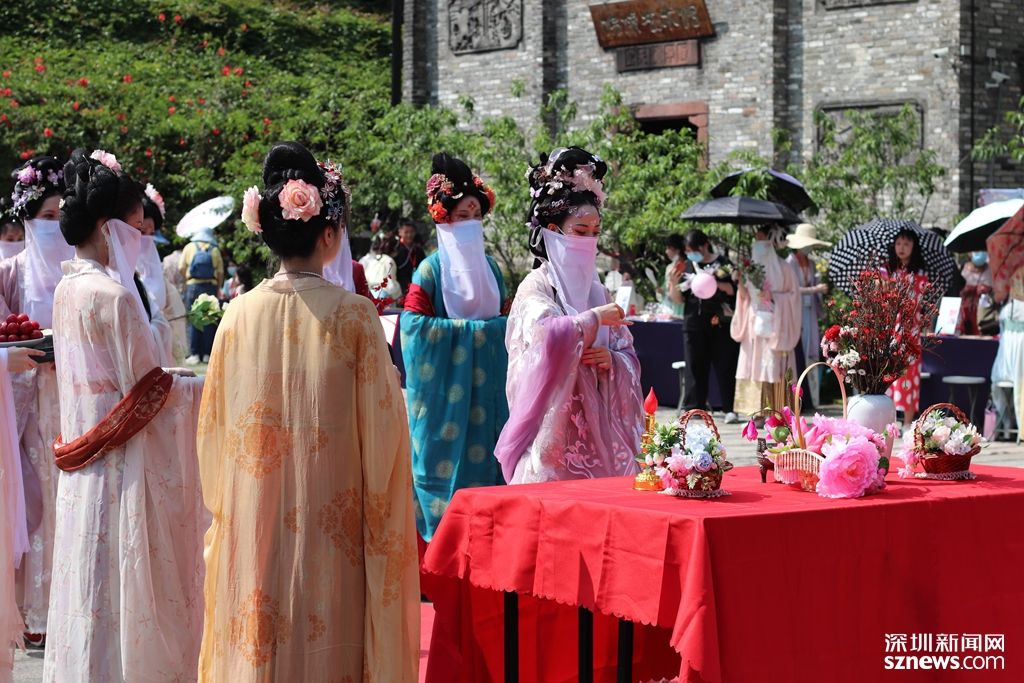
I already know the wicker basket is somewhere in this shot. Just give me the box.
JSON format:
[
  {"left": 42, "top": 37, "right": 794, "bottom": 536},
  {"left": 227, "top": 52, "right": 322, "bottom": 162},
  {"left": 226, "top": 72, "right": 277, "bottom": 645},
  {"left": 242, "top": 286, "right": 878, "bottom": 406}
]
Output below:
[
  {"left": 770, "top": 362, "right": 848, "bottom": 492},
  {"left": 665, "top": 409, "right": 730, "bottom": 498},
  {"left": 910, "top": 403, "right": 981, "bottom": 480}
]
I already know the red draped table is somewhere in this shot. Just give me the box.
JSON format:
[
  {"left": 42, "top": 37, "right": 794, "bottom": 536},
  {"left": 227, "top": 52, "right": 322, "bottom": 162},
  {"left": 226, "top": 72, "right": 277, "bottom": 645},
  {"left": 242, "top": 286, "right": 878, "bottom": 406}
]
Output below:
[{"left": 422, "top": 465, "right": 1024, "bottom": 683}]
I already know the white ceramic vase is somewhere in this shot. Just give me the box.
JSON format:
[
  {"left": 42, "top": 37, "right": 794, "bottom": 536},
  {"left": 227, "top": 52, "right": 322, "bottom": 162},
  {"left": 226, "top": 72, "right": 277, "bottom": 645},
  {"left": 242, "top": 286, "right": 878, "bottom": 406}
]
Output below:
[{"left": 847, "top": 393, "right": 896, "bottom": 459}]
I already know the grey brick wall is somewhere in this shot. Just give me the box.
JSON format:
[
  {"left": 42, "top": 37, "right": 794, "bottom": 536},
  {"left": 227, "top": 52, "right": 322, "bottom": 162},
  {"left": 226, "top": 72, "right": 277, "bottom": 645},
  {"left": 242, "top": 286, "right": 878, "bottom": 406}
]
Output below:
[{"left": 403, "top": 0, "right": 1024, "bottom": 224}]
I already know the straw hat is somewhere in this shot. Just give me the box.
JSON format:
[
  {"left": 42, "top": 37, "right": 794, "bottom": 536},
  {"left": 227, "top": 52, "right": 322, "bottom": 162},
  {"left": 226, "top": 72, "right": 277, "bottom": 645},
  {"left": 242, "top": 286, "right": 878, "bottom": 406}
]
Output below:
[{"left": 786, "top": 223, "right": 832, "bottom": 250}]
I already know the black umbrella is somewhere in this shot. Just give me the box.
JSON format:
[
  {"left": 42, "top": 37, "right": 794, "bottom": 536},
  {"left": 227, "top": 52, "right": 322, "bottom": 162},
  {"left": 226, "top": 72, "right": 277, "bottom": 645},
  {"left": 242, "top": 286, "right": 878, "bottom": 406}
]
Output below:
[
  {"left": 681, "top": 196, "right": 801, "bottom": 226},
  {"left": 827, "top": 218, "right": 956, "bottom": 301},
  {"left": 710, "top": 168, "right": 817, "bottom": 213}
]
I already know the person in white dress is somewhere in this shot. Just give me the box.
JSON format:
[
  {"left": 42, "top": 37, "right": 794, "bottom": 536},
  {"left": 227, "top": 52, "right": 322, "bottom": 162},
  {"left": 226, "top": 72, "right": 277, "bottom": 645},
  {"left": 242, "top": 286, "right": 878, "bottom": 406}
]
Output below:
[{"left": 43, "top": 150, "right": 206, "bottom": 682}]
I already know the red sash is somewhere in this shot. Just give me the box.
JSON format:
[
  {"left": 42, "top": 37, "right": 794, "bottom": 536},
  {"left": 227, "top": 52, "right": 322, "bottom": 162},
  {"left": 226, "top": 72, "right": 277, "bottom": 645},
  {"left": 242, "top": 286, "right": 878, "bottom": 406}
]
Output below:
[
  {"left": 53, "top": 367, "right": 173, "bottom": 472},
  {"left": 404, "top": 283, "right": 436, "bottom": 317}
]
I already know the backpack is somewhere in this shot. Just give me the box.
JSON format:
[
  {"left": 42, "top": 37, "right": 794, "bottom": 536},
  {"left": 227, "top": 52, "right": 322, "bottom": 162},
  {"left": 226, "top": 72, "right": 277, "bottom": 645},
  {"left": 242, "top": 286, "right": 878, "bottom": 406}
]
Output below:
[{"left": 188, "top": 243, "right": 216, "bottom": 280}]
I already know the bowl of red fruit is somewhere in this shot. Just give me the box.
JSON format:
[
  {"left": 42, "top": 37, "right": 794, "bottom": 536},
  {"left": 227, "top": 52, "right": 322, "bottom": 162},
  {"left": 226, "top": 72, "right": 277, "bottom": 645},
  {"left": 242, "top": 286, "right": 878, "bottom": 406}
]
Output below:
[{"left": 0, "top": 313, "right": 54, "bottom": 363}]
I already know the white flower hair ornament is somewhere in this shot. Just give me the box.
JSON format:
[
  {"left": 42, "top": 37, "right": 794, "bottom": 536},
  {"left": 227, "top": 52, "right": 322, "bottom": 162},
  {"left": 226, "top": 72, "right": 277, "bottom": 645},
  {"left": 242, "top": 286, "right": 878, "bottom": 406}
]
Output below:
[
  {"left": 144, "top": 183, "right": 166, "bottom": 218},
  {"left": 90, "top": 149, "right": 122, "bottom": 174}
]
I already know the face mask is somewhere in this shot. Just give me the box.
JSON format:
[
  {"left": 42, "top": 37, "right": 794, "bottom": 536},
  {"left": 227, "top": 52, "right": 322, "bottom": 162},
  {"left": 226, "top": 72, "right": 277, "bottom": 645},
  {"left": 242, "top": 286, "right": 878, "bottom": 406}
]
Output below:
[
  {"left": 0, "top": 240, "right": 24, "bottom": 260},
  {"left": 751, "top": 241, "right": 773, "bottom": 260},
  {"left": 542, "top": 230, "right": 599, "bottom": 314},
  {"left": 228, "top": 266, "right": 238, "bottom": 277},
  {"left": 971, "top": 252, "right": 988, "bottom": 267},
  {"left": 686, "top": 251, "right": 703, "bottom": 263}
]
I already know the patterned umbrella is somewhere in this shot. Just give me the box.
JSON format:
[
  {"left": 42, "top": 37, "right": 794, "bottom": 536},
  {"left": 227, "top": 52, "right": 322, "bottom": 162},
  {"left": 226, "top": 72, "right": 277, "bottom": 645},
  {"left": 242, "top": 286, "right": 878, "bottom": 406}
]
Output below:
[
  {"left": 681, "top": 196, "right": 801, "bottom": 225},
  {"left": 827, "top": 218, "right": 956, "bottom": 300},
  {"left": 710, "top": 168, "right": 817, "bottom": 213},
  {"left": 986, "top": 205, "right": 1024, "bottom": 302}
]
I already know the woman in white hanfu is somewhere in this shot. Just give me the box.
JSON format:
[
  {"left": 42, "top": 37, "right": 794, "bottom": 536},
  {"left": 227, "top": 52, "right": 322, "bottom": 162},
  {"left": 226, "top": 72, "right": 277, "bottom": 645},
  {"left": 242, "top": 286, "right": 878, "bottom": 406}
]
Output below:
[
  {"left": 42, "top": 150, "right": 206, "bottom": 683},
  {"left": 0, "top": 155, "right": 71, "bottom": 643},
  {"left": 0, "top": 346, "right": 42, "bottom": 683},
  {"left": 495, "top": 147, "right": 642, "bottom": 484}
]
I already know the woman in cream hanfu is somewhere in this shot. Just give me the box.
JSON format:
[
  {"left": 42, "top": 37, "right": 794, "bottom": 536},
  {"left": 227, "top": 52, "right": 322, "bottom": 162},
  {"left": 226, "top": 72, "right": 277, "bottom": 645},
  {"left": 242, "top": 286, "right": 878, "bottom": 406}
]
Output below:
[
  {"left": 0, "top": 155, "right": 70, "bottom": 643},
  {"left": 198, "top": 142, "right": 418, "bottom": 682},
  {"left": 730, "top": 224, "right": 802, "bottom": 416},
  {"left": 495, "top": 147, "right": 642, "bottom": 484},
  {"left": 401, "top": 153, "right": 509, "bottom": 540},
  {"left": 43, "top": 150, "right": 206, "bottom": 682}
]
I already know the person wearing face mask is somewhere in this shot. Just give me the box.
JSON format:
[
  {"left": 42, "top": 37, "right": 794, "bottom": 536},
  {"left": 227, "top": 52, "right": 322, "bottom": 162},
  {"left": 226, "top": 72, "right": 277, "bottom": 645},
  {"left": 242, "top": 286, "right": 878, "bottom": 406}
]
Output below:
[
  {"left": 730, "top": 224, "right": 803, "bottom": 417},
  {"left": 401, "top": 152, "right": 510, "bottom": 541},
  {"left": 0, "top": 198, "right": 25, "bottom": 261},
  {"left": 785, "top": 224, "right": 831, "bottom": 409},
  {"left": 198, "top": 142, "right": 417, "bottom": 681},
  {"left": 140, "top": 183, "right": 189, "bottom": 365},
  {"left": 0, "top": 154, "right": 70, "bottom": 647},
  {"left": 495, "top": 147, "right": 642, "bottom": 484},
  {"left": 179, "top": 226, "right": 224, "bottom": 364},
  {"left": 102, "top": 177, "right": 178, "bottom": 368},
  {"left": 44, "top": 149, "right": 204, "bottom": 681},
  {"left": 672, "top": 229, "right": 741, "bottom": 422},
  {"left": 958, "top": 250, "right": 995, "bottom": 336}
]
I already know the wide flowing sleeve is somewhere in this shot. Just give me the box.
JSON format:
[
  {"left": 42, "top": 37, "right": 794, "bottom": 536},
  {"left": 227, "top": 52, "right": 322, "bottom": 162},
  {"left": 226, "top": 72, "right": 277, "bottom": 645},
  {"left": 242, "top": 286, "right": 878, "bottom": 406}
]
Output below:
[
  {"left": 355, "top": 297, "right": 419, "bottom": 683},
  {"left": 730, "top": 284, "right": 752, "bottom": 343},
  {"left": 494, "top": 274, "right": 599, "bottom": 482},
  {"left": 770, "top": 264, "right": 803, "bottom": 352},
  {"left": 108, "top": 286, "right": 163, "bottom": 393},
  {"left": 196, "top": 305, "right": 233, "bottom": 519}
]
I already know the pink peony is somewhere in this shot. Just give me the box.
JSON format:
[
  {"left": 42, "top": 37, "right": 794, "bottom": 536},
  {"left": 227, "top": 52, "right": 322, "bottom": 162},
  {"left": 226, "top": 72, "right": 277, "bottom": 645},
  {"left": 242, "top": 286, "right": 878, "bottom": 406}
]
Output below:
[
  {"left": 241, "top": 186, "right": 262, "bottom": 234},
  {"left": 90, "top": 149, "right": 122, "bottom": 173},
  {"left": 16, "top": 165, "right": 37, "bottom": 185},
  {"left": 278, "top": 179, "right": 322, "bottom": 222},
  {"left": 817, "top": 436, "right": 880, "bottom": 498}
]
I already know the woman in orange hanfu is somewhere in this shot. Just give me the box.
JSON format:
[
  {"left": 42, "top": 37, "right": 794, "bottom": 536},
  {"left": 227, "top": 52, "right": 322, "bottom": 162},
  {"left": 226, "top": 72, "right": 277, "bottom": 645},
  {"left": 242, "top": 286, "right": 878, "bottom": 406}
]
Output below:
[{"left": 197, "top": 141, "right": 419, "bottom": 682}]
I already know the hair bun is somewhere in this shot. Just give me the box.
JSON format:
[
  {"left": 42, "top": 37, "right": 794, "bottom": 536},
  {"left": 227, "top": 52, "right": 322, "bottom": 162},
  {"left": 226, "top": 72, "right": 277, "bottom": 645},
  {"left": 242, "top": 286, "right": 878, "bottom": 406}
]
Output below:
[
  {"left": 262, "top": 141, "right": 324, "bottom": 189},
  {"left": 59, "top": 149, "right": 121, "bottom": 246}
]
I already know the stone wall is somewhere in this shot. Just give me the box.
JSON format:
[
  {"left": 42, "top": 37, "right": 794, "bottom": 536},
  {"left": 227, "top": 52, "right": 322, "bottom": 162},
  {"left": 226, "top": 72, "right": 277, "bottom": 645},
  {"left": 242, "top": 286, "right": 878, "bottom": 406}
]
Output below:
[
  {"left": 960, "top": 0, "right": 1024, "bottom": 211},
  {"left": 403, "top": 0, "right": 1024, "bottom": 224}
]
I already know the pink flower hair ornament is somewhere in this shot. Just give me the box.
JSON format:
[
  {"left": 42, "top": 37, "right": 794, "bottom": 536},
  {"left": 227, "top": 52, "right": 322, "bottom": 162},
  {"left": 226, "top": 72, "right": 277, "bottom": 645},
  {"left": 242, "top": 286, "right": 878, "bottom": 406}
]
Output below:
[
  {"left": 144, "top": 183, "right": 165, "bottom": 218},
  {"left": 279, "top": 178, "right": 323, "bottom": 222},
  {"left": 241, "top": 186, "right": 262, "bottom": 234},
  {"left": 90, "top": 149, "right": 122, "bottom": 174}
]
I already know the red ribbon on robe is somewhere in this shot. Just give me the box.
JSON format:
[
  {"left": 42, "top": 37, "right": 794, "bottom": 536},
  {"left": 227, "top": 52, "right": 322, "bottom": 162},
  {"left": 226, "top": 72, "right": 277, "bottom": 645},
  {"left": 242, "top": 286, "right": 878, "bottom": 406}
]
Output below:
[
  {"left": 404, "top": 283, "right": 436, "bottom": 317},
  {"left": 53, "top": 367, "right": 173, "bottom": 472}
]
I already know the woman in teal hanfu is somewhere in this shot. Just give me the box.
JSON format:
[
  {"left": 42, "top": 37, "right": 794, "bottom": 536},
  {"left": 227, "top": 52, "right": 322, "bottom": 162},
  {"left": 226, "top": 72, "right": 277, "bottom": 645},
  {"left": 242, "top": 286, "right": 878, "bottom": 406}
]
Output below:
[{"left": 400, "top": 153, "right": 509, "bottom": 541}]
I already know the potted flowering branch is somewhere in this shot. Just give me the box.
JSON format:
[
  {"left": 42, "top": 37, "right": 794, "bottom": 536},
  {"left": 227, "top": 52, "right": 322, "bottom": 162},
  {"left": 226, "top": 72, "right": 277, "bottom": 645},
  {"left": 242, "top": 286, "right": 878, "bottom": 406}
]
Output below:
[{"left": 820, "top": 269, "right": 937, "bottom": 450}]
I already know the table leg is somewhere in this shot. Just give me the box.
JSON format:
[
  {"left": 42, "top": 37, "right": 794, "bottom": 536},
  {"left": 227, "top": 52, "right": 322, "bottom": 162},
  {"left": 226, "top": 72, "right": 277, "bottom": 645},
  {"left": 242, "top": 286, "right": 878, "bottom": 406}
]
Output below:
[
  {"left": 617, "top": 619, "right": 634, "bottom": 683},
  {"left": 579, "top": 606, "right": 594, "bottom": 683},
  {"left": 504, "top": 591, "right": 518, "bottom": 683}
]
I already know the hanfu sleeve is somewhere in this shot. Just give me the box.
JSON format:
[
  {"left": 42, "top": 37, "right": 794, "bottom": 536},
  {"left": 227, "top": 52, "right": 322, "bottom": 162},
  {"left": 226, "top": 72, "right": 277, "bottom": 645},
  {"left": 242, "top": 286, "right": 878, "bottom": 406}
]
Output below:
[
  {"left": 196, "top": 305, "right": 233, "bottom": 519},
  {"left": 354, "top": 297, "right": 419, "bottom": 683},
  {"left": 109, "top": 287, "right": 164, "bottom": 394}
]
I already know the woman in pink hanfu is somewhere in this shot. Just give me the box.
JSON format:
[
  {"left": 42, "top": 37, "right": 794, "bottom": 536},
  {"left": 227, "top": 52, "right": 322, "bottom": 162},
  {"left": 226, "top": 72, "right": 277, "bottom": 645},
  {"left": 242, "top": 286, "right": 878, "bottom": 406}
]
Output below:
[{"left": 495, "top": 147, "right": 642, "bottom": 484}]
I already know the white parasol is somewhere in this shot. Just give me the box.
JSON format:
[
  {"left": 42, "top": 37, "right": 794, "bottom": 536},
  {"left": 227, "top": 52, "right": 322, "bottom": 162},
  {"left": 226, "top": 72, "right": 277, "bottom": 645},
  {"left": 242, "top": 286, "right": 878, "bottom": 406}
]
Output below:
[{"left": 175, "top": 196, "right": 235, "bottom": 239}]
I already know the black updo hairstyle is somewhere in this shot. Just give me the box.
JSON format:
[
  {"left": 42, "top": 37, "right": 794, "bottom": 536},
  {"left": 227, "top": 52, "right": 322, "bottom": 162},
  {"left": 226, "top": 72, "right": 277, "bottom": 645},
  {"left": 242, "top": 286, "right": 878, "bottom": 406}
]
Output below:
[
  {"left": 59, "top": 149, "right": 132, "bottom": 246},
  {"left": 258, "top": 141, "right": 333, "bottom": 259},
  {"left": 0, "top": 196, "right": 23, "bottom": 236},
  {"left": 11, "top": 155, "right": 65, "bottom": 219},
  {"left": 141, "top": 185, "right": 164, "bottom": 233},
  {"left": 526, "top": 146, "right": 608, "bottom": 261},
  {"left": 429, "top": 153, "right": 492, "bottom": 217}
]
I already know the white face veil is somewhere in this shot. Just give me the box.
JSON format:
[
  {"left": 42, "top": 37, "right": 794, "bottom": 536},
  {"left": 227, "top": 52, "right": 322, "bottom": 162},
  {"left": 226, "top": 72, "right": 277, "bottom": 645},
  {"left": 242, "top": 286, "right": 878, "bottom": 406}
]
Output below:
[
  {"left": 137, "top": 235, "right": 167, "bottom": 310},
  {"left": 22, "top": 218, "right": 75, "bottom": 327},
  {"left": 435, "top": 219, "right": 500, "bottom": 320},
  {"left": 0, "top": 240, "right": 24, "bottom": 260},
  {"left": 541, "top": 229, "right": 609, "bottom": 347},
  {"left": 322, "top": 228, "right": 355, "bottom": 292},
  {"left": 104, "top": 220, "right": 149, "bottom": 320}
]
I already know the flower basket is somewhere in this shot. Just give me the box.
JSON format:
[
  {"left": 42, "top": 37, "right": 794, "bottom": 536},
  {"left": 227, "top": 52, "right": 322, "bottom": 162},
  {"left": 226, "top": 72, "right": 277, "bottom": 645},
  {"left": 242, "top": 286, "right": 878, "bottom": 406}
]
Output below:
[
  {"left": 659, "top": 409, "right": 732, "bottom": 499},
  {"left": 902, "top": 403, "right": 981, "bottom": 481},
  {"left": 760, "top": 362, "right": 888, "bottom": 498}
]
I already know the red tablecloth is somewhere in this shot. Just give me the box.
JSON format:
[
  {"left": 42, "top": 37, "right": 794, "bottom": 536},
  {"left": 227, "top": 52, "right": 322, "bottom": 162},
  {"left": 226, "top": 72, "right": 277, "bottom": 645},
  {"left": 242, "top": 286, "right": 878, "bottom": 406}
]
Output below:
[{"left": 423, "top": 465, "right": 1024, "bottom": 683}]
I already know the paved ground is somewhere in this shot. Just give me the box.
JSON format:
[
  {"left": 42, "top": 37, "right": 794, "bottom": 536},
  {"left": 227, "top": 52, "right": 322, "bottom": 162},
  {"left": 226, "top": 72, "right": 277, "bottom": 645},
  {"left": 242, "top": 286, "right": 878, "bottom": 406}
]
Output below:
[{"left": 13, "top": 403, "right": 1023, "bottom": 680}]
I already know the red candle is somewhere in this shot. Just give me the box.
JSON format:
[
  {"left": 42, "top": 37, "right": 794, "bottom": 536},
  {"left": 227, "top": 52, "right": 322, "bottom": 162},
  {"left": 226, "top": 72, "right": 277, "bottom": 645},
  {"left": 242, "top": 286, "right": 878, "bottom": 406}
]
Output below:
[{"left": 644, "top": 388, "right": 658, "bottom": 416}]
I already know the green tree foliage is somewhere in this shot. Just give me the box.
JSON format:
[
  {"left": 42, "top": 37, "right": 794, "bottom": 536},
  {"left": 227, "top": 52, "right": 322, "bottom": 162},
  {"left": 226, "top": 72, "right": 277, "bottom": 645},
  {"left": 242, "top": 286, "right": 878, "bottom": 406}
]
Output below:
[
  {"left": 0, "top": 0, "right": 392, "bottom": 268},
  {"left": 974, "top": 95, "right": 1024, "bottom": 165}
]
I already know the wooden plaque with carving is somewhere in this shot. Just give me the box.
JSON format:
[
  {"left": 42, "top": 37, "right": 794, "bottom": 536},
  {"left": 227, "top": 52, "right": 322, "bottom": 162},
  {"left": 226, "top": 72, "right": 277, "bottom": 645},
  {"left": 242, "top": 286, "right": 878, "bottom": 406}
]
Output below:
[{"left": 590, "top": 0, "right": 714, "bottom": 50}]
